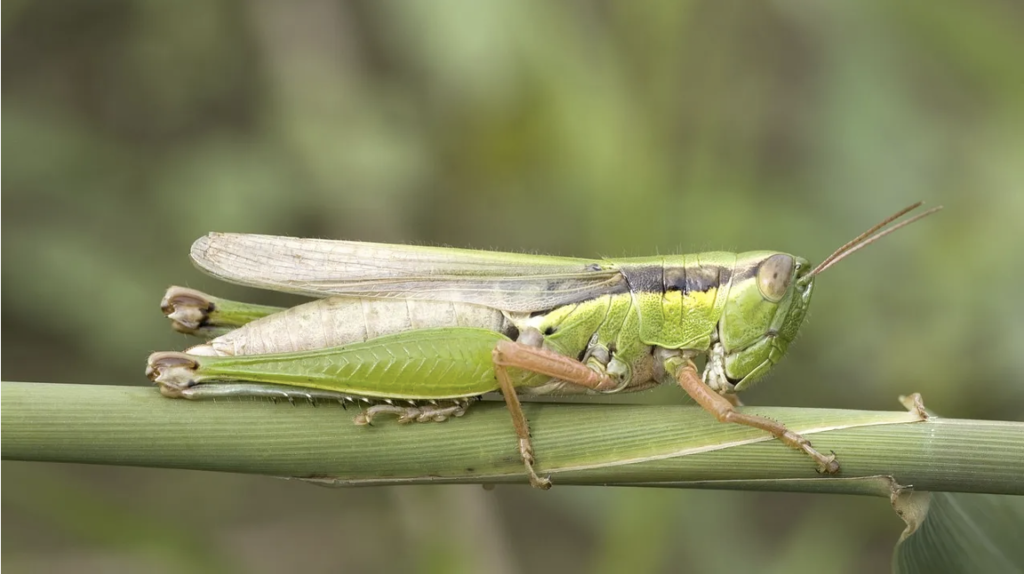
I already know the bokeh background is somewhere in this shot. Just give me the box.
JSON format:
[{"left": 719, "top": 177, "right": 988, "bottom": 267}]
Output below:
[{"left": 3, "top": 1, "right": 1023, "bottom": 572}]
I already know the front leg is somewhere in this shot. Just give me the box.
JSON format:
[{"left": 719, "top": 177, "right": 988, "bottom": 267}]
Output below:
[{"left": 664, "top": 354, "right": 839, "bottom": 474}]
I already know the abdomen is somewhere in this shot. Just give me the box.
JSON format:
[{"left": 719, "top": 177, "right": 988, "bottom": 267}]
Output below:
[{"left": 191, "top": 297, "right": 512, "bottom": 357}]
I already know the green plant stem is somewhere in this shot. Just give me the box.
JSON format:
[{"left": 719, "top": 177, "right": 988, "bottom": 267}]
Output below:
[{"left": 3, "top": 382, "right": 1022, "bottom": 495}]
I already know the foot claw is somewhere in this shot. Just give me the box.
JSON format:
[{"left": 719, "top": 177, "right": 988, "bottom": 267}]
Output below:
[
  {"left": 530, "top": 474, "right": 553, "bottom": 490},
  {"left": 816, "top": 453, "right": 841, "bottom": 475},
  {"left": 805, "top": 446, "right": 840, "bottom": 474},
  {"left": 518, "top": 438, "right": 553, "bottom": 489},
  {"left": 790, "top": 432, "right": 840, "bottom": 474}
]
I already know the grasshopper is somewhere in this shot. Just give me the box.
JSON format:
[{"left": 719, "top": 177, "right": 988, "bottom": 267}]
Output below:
[{"left": 147, "top": 202, "right": 940, "bottom": 488}]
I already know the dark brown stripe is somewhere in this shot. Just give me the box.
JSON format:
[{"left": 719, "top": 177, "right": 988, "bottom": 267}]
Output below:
[
  {"left": 730, "top": 262, "right": 758, "bottom": 283},
  {"left": 663, "top": 265, "right": 721, "bottom": 294},
  {"left": 717, "top": 266, "right": 733, "bottom": 289},
  {"left": 619, "top": 265, "right": 665, "bottom": 295},
  {"left": 530, "top": 259, "right": 754, "bottom": 313}
]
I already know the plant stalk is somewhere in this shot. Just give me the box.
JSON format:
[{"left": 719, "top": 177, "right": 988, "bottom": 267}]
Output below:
[{"left": 3, "top": 382, "right": 1021, "bottom": 496}]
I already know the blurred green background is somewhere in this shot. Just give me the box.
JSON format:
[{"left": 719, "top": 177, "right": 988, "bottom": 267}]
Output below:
[{"left": 3, "top": 1, "right": 1022, "bottom": 572}]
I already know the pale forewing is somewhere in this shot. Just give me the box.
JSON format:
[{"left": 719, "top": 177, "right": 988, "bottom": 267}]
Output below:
[{"left": 190, "top": 233, "right": 627, "bottom": 312}]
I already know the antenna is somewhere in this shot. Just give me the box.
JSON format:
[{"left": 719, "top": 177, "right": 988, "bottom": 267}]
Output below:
[{"left": 803, "top": 202, "right": 943, "bottom": 280}]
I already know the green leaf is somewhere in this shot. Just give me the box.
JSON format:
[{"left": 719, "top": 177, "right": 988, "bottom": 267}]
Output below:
[{"left": 892, "top": 492, "right": 1024, "bottom": 573}]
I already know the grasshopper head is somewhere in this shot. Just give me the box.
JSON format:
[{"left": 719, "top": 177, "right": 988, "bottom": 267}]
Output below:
[
  {"left": 716, "top": 252, "right": 813, "bottom": 391},
  {"left": 714, "top": 201, "right": 941, "bottom": 392}
]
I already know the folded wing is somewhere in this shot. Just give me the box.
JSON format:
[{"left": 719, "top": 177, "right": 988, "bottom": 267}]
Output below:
[{"left": 191, "top": 233, "right": 627, "bottom": 313}]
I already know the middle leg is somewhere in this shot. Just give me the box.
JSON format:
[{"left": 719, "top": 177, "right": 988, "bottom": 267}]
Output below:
[{"left": 491, "top": 339, "right": 620, "bottom": 489}]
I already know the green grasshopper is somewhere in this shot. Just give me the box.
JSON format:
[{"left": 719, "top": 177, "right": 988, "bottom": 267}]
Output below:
[{"left": 147, "top": 202, "right": 940, "bottom": 488}]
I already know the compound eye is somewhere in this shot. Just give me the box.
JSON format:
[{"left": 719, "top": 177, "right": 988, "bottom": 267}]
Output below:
[{"left": 757, "top": 254, "right": 794, "bottom": 302}]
